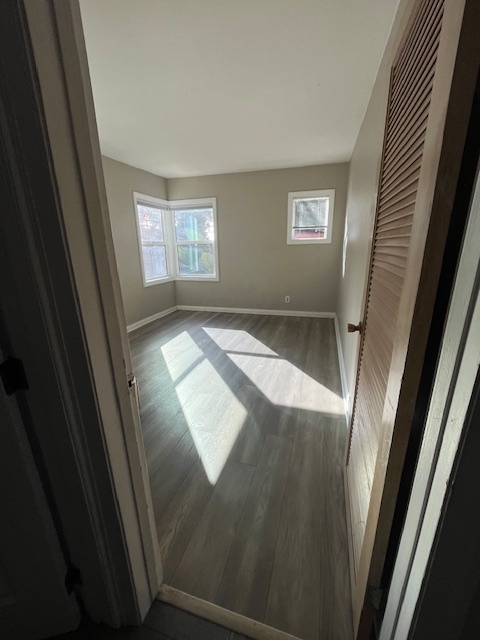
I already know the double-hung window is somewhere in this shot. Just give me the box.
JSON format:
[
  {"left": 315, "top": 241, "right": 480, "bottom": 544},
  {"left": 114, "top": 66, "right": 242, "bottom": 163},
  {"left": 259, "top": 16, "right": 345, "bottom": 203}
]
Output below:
[
  {"left": 287, "top": 189, "right": 335, "bottom": 245},
  {"left": 134, "top": 196, "right": 171, "bottom": 285},
  {"left": 134, "top": 193, "right": 218, "bottom": 285},
  {"left": 171, "top": 200, "right": 217, "bottom": 279}
]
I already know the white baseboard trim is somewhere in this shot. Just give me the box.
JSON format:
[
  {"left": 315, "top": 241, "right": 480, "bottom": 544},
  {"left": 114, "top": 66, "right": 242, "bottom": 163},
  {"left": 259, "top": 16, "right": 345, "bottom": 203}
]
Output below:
[
  {"left": 176, "top": 304, "right": 335, "bottom": 318},
  {"left": 334, "top": 314, "right": 350, "bottom": 427},
  {"left": 127, "top": 304, "right": 334, "bottom": 334},
  {"left": 126, "top": 306, "right": 177, "bottom": 333},
  {"left": 158, "top": 584, "right": 302, "bottom": 640}
]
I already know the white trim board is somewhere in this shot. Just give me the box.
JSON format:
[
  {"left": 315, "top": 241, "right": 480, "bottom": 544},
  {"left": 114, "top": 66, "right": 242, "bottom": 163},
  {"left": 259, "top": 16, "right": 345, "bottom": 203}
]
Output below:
[
  {"left": 127, "top": 307, "right": 177, "bottom": 333},
  {"left": 334, "top": 314, "right": 350, "bottom": 427},
  {"left": 127, "top": 306, "right": 334, "bottom": 334},
  {"left": 176, "top": 304, "right": 335, "bottom": 318},
  {"left": 158, "top": 585, "right": 303, "bottom": 640},
  {"left": 8, "top": 0, "right": 163, "bottom": 624}
]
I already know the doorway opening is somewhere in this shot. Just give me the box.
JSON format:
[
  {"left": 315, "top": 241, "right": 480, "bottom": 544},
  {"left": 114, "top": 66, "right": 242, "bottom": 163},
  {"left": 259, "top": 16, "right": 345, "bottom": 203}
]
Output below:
[
  {"left": 129, "top": 310, "right": 352, "bottom": 639},
  {"left": 4, "top": 3, "right": 480, "bottom": 636}
]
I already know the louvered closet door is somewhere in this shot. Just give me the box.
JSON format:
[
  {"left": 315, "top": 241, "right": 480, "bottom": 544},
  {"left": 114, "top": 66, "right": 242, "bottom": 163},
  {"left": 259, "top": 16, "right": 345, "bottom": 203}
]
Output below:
[{"left": 346, "top": 0, "right": 446, "bottom": 627}]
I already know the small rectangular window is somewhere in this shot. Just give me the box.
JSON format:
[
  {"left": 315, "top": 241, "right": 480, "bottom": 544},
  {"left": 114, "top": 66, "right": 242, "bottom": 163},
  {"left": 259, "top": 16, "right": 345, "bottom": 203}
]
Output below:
[{"left": 287, "top": 189, "right": 335, "bottom": 245}]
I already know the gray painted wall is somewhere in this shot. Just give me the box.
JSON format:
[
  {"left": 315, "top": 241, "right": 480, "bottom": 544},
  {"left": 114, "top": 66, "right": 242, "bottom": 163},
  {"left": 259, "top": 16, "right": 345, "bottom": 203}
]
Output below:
[
  {"left": 168, "top": 164, "right": 348, "bottom": 312},
  {"left": 335, "top": 0, "right": 416, "bottom": 411},
  {"left": 103, "top": 159, "right": 348, "bottom": 322},
  {"left": 102, "top": 156, "right": 176, "bottom": 326}
]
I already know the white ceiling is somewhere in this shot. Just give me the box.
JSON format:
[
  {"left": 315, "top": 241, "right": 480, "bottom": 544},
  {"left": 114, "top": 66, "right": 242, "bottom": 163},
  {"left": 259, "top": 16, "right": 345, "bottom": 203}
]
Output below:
[{"left": 80, "top": 0, "right": 400, "bottom": 179}]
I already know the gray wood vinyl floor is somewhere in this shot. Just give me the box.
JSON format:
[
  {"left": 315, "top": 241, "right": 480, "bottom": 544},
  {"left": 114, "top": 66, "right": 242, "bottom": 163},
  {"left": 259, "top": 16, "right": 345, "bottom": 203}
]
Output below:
[
  {"left": 130, "top": 311, "right": 353, "bottom": 640},
  {"left": 52, "top": 600, "right": 248, "bottom": 640}
]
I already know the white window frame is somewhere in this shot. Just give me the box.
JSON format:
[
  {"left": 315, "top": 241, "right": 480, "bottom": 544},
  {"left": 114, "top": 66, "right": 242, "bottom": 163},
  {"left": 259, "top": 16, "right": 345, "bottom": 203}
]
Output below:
[
  {"left": 133, "top": 192, "right": 174, "bottom": 286},
  {"left": 287, "top": 188, "right": 335, "bottom": 245},
  {"left": 169, "top": 197, "right": 219, "bottom": 282},
  {"left": 133, "top": 192, "right": 219, "bottom": 286}
]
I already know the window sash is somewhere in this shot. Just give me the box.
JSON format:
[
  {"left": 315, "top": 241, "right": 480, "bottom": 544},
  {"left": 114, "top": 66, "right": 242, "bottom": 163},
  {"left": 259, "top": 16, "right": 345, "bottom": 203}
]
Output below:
[
  {"left": 287, "top": 189, "right": 335, "bottom": 245},
  {"left": 293, "top": 197, "right": 329, "bottom": 230},
  {"left": 175, "top": 243, "right": 216, "bottom": 277},
  {"left": 173, "top": 207, "right": 215, "bottom": 243},
  {"left": 136, "top": 202, "right": 167, "bottom": 242},
  {"left": 141, "top": 244, "right": 169, "bottom": 282}
]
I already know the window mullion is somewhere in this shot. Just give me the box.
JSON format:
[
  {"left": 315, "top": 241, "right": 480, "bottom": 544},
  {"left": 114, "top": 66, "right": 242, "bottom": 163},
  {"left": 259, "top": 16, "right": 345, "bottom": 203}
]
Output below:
[{"left": 163, "top": 207, "right": 177, "bottom": 278}]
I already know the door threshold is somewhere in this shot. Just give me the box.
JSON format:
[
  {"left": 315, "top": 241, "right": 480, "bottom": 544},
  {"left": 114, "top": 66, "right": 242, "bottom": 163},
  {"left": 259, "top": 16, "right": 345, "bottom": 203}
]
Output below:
[{"left": 157, "top": 584, "right": 303, "bottom": 640}]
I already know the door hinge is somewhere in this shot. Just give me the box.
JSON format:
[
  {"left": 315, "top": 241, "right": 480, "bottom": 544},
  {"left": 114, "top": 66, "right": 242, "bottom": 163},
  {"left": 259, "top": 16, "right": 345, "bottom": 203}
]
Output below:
[
  {"left": 367, "top": 584, "right": 384, "bottom": 610},
  {"left": 65, "top": 563, "right": 82, "bottom": 594},
  {"left": 0, "top": 356, "right": 29, "bottom": 395}
]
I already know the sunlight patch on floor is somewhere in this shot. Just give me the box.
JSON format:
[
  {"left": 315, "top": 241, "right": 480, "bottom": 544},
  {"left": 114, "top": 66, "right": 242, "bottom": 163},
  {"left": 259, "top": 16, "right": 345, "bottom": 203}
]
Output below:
[
  {"left": 203, "top": 327, "right": 277, "bottom": 356},
  {"left": 227, "top": 353, "right": 344, "bottom": 415},
  {"left": 161, "top": 331, "right": 203, "bottom": 381},
  {"left": 175, "top": 359, "right": 247, "bottom": 484},
  {"left": 162, "top": 327, "right": 343, "bottom": 482}
]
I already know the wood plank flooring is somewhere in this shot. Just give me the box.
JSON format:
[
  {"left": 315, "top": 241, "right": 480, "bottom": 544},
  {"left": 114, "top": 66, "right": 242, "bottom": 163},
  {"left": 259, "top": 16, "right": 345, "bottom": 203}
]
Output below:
[
  {"left": 51, "top": 600, "right": 248, "bottom": 640},
  {"left": 130, "top": 311, "right": 353, "bottom": 640}
]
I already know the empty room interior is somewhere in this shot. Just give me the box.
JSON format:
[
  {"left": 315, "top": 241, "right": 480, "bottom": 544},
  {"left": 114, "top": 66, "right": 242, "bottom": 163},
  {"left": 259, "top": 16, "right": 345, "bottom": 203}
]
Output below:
[{"left": 73, "top": 1, "right": 475, "bottom": 638}]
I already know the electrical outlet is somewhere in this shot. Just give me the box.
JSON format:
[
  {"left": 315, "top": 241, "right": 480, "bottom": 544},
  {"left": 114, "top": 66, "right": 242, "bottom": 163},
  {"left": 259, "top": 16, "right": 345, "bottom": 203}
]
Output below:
[{"left": 285, "top": 295, "right": 290, "bottom": 303}]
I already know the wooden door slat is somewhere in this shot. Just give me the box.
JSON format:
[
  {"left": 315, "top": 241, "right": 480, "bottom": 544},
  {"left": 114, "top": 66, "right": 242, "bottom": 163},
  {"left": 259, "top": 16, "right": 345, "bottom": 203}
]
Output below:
[
  {"left": 372, "top": 257, "right": 407, "bottom": 277},
  {"left": 392, "top": 0, "right": 442, "bottom": 87},
  {"left": 380, "top": 166, "right": 421, "bottom": 206},
  {"left": 387, "top": 63, "right": 436, "bottom": 154},
  {"left": 382, "top": 119, "right": 427, "bottom": 177},
  {"left": 376, "top": 209, "right": 415, "bottom": 230},
  {"left": 384, "top": 95, "right": 430, "bottom": 170},
  {"left": 381, "top": 146, "right": 424, "bottom": 195},
  {"left": 389, "top": 10, "right": 442, "bottom": 117},
  {"left": 378, "top": 192, "right": 417, "bottom": 219},
  {"left": 382, "top": 138, "right": 425, "bottom": 190},
  {"left": 375, "top": 233, "right": 411, "bottom": 246},
  {"left": 375, "top": 245, "right": 410, "bottom": 258},
  {"left": 379, "top": 177, "right": 419, "bottom": 212},
  {"left": 371, "top": 271, "right": 403, "bottom": 299}
]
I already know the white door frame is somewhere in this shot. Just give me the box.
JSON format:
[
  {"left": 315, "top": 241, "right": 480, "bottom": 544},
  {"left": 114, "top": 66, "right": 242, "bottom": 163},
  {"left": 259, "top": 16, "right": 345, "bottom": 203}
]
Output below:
[
  {"left": 380, "top": 161, "right": 480, "bottom": 638},
  {"left": 0, "top": 0, "right": 161, "bottom": 626}
]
